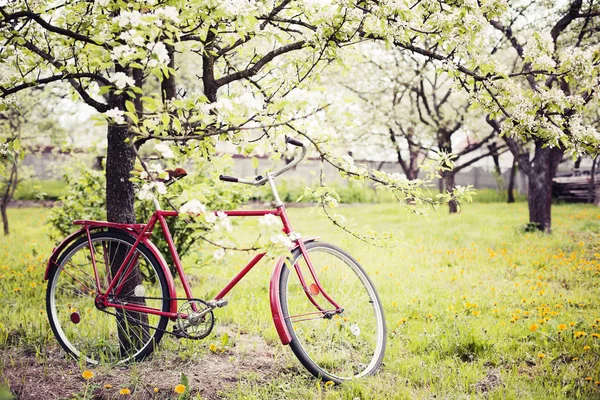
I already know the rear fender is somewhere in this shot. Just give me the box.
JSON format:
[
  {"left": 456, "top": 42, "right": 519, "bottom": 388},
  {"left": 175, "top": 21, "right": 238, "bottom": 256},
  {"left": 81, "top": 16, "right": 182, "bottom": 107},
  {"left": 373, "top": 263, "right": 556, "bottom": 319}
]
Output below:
[{"left": 45, "top": 229, "right": 178, "bottom": 318}]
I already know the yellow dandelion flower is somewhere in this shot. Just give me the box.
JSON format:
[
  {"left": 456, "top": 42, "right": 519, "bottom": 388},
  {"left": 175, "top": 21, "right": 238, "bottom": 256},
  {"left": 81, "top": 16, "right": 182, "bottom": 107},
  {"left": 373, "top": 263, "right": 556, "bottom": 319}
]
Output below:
[
  {"left": 584, "top": 345, "right": 591, "bottom": 351},
  {"left": 592, "top": 333, "right": 600, "bottom": 338},
  {"left": 104, "top": 384, "right": 113, "bottom": 389},
  {"left": 569, "top": 321, "right": 576, "bottom": 327},
  {"left": 558, "top": 324, "right": 567, "bottom": 331},
  {"left": 391, "top": 302, "right": 397, "bottom": 308},
  {"left": 596, "top": 381, "right": 600, "bottom": 386},
  {"left": 154, "top": 387, "right": 159, "bottom": 393},
  {"left": 472, "top": 310, "right": 480, "bottom": 316},
  {"left": 573, "top": 357, "right": 579, "bottom": 361},
  {"left": 174, "top": 384, "right": 186, "bottom": 394},
  {"left": 82, "top": 370, "right": 93, "bottom": 380},
  {"left": 119, "top": 388, "right": 131, "bottom": 395},
  {"left": 529, "top": 324, "right": 539, "bottom": 332},
  {"left": 537, "top": 353, "right": 546, "bottom": 359},
  {"left": 585, "top": 377, "right": 592, "bottom": 381},
  {"left": 209, "top": 343, "right": 217, "bottom": 352}
]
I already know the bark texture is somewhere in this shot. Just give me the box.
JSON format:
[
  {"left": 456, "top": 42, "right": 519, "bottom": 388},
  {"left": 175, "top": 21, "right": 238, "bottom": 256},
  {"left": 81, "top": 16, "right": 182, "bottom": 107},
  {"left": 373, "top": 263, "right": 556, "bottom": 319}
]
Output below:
[{"left": 527, "top": 142, "right": 563, "bottom": 232}]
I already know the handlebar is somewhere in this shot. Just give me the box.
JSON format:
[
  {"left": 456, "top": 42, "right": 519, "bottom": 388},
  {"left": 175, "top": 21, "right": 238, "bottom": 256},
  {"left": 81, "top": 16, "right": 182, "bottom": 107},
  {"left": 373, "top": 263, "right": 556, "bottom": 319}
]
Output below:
[{"left": 219, "top": 137, "right": 307, "bottom": 186}]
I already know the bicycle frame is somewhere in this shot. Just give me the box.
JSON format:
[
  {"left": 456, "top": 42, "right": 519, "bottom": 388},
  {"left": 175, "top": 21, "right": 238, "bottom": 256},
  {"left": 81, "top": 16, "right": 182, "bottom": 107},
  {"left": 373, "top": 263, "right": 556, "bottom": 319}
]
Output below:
[{"left": 45, "top": 204, "right": 343, "bottom": 346}]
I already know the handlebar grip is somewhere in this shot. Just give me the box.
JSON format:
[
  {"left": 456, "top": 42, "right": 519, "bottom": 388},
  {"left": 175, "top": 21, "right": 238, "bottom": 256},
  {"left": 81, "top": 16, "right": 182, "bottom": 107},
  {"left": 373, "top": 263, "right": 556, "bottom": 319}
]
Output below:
[
  {"left": 219, "top": 175, "right": 239, "bottom": 183},
  {"left": 286, "top": 137, "right": 304, "bottom": 147}
]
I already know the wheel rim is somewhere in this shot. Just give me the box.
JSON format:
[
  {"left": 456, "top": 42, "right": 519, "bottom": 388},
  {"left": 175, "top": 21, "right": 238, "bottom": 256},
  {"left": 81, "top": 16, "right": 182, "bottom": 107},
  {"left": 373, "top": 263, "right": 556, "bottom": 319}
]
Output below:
[
  {"left": 284, "top": 246, "right": 385, "bottom": 381},
  {"left": 48, "top": 236, "right": 166, "bottom": 364}
]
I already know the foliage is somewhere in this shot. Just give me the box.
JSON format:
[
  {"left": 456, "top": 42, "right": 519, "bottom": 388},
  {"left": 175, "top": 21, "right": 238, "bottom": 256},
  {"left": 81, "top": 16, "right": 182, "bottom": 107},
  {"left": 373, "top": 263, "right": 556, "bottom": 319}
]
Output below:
[
  {"left": 48, "top": 149, "right": 252, "bottom": 263},
  {"left": 0, "top": 0, "right": 480, "bottom": 221}
]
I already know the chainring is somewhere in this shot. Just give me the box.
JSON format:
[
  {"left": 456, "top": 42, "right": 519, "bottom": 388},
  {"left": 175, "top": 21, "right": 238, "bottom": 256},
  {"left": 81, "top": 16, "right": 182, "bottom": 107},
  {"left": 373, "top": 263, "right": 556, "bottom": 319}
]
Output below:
[{"left": 175, "top": 299, "right": 215, "bottom": 340}]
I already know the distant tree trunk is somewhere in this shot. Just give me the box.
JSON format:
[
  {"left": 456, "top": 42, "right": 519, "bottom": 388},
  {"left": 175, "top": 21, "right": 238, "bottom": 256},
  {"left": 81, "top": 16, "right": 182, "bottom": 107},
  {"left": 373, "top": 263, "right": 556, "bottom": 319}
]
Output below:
[
  {"left": 1, "top": 161, "right": 18, "bottom": 236},
  {"left": 527, "top": 143, "right": 563, "bottom": 232},
  {"left": 507, "top": 157, "right": 517, "bottom": 203},
  {"left": 443, "top": 171, "right": 459, "bottom": 214},
  {"left": 589, "top": 155, "right": 598, "bottom": 204}
]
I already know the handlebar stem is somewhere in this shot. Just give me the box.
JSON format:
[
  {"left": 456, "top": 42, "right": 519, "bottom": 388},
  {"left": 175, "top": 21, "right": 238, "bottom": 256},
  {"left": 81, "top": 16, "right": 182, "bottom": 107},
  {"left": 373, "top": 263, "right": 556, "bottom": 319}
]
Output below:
[{"left": 267, "top": 172, "right": 284, "bottom": 207}]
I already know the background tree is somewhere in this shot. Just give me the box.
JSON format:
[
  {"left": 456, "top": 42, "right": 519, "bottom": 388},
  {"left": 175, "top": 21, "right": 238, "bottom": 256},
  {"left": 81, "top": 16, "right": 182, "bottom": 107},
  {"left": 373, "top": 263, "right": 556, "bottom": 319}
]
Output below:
[
  {"left": 331, "top": 44, "right": 506, "bottom": 212},
  {"left": 357, "top": 0, "right": 600, "bottom": 231}
]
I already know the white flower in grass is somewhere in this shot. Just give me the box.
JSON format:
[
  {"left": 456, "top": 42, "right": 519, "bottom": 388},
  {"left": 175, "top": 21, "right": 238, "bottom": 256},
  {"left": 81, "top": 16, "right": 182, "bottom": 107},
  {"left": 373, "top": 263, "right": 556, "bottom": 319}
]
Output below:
[
  {"left": 111, "top": 72, "right": 135, "bottom": 89},
  {"left": 180, "top": 199, "right": 206, "bottom": 215},
  {"left": 205, "top": 213, "right": 217, "bottom": 223},
  {"left": 258, "top": 214, "right": 278, "bottom": 226},
  {"left": 155, "top": 142, "right": 174, "bottom": 159},
  {"left": 104, "top": 108, "right": 125, "bottom": 124},
  {"left": 213, "top": 248, "right": 226, "bottom": 260}
]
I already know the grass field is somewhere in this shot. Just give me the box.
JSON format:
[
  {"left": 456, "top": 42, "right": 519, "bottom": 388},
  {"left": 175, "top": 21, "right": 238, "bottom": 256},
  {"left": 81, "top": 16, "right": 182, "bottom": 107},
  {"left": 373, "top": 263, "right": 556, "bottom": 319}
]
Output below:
[{"left": 1, "top": 202, "right": 600, "bottom": 399}]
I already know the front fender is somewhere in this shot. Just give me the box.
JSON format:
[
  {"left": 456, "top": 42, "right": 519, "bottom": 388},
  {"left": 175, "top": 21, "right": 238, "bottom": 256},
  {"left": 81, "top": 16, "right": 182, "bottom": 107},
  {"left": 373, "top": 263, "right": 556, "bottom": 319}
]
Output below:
[
  {"left": 270, "top": 256, "right": 292, "bottom": 345},
  {"left": 269, "top": 237, "right": 319, "bottom": 345}
]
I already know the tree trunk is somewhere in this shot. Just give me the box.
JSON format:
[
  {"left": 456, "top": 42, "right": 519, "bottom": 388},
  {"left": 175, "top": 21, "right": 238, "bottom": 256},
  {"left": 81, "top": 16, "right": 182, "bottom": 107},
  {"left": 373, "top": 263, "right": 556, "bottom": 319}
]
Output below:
[
  {"left": 106, "top": 123, "right": 136, "bottom": 224},
  {"left": 507, "top": 157, "right": 517, "bottom": 203},
  {"left": 105, "top": 97, "right": 147, "bottom": 353},
  {"left": 443, "top": 171, "right": 459, "bottom": 213},
  {"left": 527, "top": 142, "right": 563, "bottom": 232},
  {"left": 0, "top": 202, "right": 8, "bottom": 236},
  {"left": 1, "top": 161, "right": 18, "bottom": 236},
  {"left": 588, "top": 155, "right": 598, "bottom": 204}
]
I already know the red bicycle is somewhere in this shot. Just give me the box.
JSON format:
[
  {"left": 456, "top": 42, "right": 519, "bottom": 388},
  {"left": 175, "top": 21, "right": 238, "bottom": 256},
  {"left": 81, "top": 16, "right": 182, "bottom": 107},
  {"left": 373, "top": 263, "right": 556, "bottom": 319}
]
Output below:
[{"left": 44, "top": 138, "right": 386, "bottom": 383}]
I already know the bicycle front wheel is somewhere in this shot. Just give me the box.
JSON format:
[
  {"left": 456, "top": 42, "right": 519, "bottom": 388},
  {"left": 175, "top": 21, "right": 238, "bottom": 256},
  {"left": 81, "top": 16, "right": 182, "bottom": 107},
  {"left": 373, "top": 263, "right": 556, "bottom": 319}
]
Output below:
[
  {"left": 279, "top": 241, "right": 386, "bottom": 383},
  {"left": 46, "top": 231, "right": 170, "bottom": 365}
]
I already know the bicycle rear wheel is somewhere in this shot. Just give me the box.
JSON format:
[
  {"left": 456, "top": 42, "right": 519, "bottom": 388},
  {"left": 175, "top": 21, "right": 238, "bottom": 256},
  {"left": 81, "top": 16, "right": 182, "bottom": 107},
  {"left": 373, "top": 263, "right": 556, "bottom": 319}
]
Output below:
[
  {"left": 46, "top": 231, "right": 170, "bottom": 364},
  {"left": 279, "top": 241, "right": 386, "bottom": 383}
]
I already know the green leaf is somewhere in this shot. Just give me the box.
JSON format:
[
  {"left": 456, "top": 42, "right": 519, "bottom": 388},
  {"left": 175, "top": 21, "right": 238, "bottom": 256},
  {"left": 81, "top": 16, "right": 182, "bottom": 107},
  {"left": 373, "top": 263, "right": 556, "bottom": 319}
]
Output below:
[{"left": 125, "top": 101, "right": 136, "bottom": 114}]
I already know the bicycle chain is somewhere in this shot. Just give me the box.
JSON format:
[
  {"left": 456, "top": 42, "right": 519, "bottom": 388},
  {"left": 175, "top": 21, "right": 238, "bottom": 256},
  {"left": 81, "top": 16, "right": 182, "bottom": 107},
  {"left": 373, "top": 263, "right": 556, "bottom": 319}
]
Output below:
[{"left": 97, "top": 295, "right": 210, "bottom": 337}]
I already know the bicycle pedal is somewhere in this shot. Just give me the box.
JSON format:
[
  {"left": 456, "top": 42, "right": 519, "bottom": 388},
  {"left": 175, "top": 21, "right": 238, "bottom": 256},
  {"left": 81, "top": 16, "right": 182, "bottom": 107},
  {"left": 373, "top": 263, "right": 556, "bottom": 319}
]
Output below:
[{"left": 207, "top": 299, "right": 228, "bottom": 308}]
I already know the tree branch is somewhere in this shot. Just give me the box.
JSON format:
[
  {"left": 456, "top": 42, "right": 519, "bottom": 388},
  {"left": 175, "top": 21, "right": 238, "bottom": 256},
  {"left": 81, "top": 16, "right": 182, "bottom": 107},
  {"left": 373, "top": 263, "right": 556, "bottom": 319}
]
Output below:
[
  {"left": 1, "top": 9, "right": 104, "bottom": 47},
  {"left": 215, "top": 41, "right": 306, "bottom": 88}
]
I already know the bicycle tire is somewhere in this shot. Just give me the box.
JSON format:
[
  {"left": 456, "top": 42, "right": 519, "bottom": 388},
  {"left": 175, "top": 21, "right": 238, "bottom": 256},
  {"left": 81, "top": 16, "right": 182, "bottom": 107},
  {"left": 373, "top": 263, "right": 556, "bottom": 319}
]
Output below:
[
  {"left": 46, "top": 230, "right": 170, "bottom": 364},
  {"left": 279, "top": 241, "right": 386, "bottom": 383}
]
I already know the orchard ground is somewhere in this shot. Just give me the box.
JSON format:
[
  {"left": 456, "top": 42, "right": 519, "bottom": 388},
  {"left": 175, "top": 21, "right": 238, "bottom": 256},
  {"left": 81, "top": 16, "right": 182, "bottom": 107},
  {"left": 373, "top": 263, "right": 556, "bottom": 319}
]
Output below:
[{"left": 1, "top": 202, "right": 600, "bottom": 399}]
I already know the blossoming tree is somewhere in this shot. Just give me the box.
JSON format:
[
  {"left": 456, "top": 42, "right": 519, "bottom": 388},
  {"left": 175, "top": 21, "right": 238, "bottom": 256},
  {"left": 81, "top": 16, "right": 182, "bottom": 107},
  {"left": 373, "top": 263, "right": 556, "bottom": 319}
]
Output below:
[{"left": 357, "top": 0, "right": 600, "bottom": 231}]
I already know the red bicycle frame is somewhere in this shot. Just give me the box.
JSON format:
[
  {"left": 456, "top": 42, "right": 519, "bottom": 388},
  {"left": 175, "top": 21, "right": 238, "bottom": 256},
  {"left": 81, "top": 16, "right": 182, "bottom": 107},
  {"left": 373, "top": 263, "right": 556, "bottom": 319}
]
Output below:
[{"left": 45, "top": 204, "right": 342, "bottom": 346}]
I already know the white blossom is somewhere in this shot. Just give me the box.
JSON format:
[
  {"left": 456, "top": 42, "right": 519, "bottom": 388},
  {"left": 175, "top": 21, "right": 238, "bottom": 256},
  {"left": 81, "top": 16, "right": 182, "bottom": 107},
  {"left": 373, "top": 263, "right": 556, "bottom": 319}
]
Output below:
[
  {"left": 111, "top": 72, "right": 135, "bottom": 89},
  {"left": 205, "top": 213, "right": 217, "bottom": 223},
  {"left": 155, "top": 142, "right": 174, "bottom": 158},
  {"left": 180, "top": 199, "right": 206, "bottom": 215},
  {"left": 213, "top": 248, "right": 226, "bottom": 260},
  {"left": 147, "top": 42, "right": 170, "bottom": 66},
  {"left": 155, "top": 6, "right": 180, "bottom": 22},
  {"left": 104, "top": 108, "right": 125, "bottom": 124},
  {"left": 270, "top": 233, "right": 294, "bottom": 248},
  {"left": 259, "top": 214, "right": 279, "bottom": 226}
]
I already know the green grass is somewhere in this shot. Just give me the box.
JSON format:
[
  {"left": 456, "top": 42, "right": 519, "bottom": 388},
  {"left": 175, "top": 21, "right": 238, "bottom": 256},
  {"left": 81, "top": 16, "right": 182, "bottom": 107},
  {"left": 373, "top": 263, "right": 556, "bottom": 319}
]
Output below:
[
  {"left": 2, "top": 203, "right": 600, "bottom": 398},
  {"left": 13, "top": 179, "right": 68, "bottom": 201}
]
